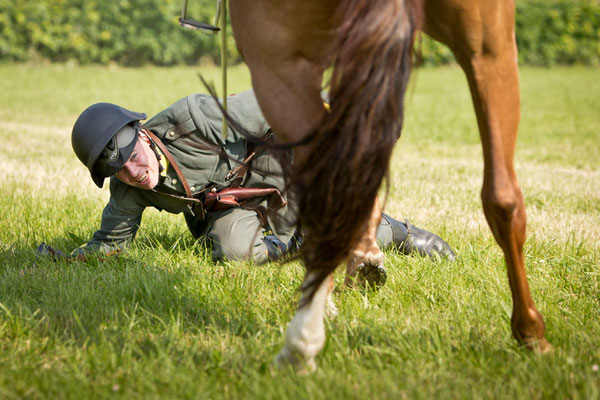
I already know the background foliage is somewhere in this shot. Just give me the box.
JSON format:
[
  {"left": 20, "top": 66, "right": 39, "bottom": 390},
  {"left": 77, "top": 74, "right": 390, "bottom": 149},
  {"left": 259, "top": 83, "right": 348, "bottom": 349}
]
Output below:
[
  {"left": 515, "top": 0, "right": 600, "bottom": 65},
  {"left": 417, "top": 0, "right": 600, "bottom": 66},
  {"left": 1, "top": 0, "right": 599, "bottom": 66},
  {"left": 0, "top": 0, "right": 240, "bottom": 65}
]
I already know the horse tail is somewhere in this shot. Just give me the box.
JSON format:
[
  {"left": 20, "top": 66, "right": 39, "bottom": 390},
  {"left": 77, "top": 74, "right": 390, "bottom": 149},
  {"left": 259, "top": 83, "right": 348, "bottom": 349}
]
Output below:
[{"left": 298, "top": 0, "right": 423, "bottom": 299}]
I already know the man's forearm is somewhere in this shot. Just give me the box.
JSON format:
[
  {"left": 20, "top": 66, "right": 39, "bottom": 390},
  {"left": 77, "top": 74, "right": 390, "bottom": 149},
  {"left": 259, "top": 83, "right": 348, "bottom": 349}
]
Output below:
[{"left": 69, "top": 238, "right": 125, "bottom": 260}]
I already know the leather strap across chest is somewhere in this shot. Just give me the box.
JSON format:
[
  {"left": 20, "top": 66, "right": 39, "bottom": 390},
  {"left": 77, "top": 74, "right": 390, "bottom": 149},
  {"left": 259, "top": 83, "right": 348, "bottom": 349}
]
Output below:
[
  {"left": 141, "top": 127, "right": 285, "bottom": 222},
  {"left": 142, "top": 128, "right": 193, "bottom": 198}
]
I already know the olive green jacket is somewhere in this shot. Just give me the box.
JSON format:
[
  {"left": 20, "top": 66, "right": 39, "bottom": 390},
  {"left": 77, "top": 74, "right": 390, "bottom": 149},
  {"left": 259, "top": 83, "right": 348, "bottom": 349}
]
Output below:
[{"left": 72, "top": 90, "right": 296, "bottom": 257}]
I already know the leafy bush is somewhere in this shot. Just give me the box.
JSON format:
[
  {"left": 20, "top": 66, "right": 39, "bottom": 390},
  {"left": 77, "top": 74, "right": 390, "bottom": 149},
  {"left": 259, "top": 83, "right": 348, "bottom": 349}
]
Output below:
[
  {"left": 0, "top": 0, "right": 599, "bottom": 66},
  {"left": 0, "top": 0, "right": 239, "bottom": 65},
  {"left": 418, "top": 0, "right": 600, "bottom": 66},
  {"left": 516, "top": 0, "right": 600, "bottom": 66},
  {"left": 415, "top": 34, "right": 457, "bottom": 67}
]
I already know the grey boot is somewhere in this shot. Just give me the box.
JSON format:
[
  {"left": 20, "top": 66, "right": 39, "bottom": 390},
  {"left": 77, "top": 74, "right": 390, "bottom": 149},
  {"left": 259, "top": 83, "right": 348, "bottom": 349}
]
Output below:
[
  {"left": 263, "top": 233, "right": 303, "bottom": 261},
  {"left": 381, "top": 214, "right": 456, "bottom": 260},
  {"left": 263, "top": 235, "right": 289, "bottom": 260}
]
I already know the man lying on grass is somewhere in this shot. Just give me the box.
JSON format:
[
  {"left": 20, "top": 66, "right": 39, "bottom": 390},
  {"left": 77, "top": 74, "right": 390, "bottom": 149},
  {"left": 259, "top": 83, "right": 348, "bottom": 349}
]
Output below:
[{"left": 55, "top": 90, "right": 455, "bottom": 265}]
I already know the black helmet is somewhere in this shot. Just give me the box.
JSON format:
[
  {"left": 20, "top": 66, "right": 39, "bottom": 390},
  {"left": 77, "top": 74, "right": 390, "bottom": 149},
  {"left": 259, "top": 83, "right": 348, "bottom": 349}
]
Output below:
[{"left": 72, "top": 103, "right": 147, "bottom": 188}]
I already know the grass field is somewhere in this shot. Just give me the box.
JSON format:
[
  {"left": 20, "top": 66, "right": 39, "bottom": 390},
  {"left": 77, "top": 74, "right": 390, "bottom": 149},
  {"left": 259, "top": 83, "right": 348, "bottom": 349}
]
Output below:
[{"left": 0, "top": 63, "right": 599, "bottom": 399}]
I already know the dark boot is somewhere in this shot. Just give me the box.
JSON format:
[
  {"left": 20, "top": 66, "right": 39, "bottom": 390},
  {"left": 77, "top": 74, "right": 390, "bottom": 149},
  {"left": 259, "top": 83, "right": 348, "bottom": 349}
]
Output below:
[
  {"left": 263, "top": 233, "right": 303, "bottom": 261},
  {"left": 263, "top": 235, "right": 288, "bottom": 260},
  {"left": 382, "top": 214, "right": 456, "bottom": 260}
]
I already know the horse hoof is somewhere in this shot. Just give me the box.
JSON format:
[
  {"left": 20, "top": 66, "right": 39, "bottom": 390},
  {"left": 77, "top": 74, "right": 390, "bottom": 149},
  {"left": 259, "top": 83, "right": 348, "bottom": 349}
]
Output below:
[
  {"left": 357, "top": 263, "right": 387, "bottom": 289},
  {"left": 274, "top": 349, "right": 317, "bottom": 375},
  {"left": 525, "top": 337, "right": 552, "bottom": 354}
]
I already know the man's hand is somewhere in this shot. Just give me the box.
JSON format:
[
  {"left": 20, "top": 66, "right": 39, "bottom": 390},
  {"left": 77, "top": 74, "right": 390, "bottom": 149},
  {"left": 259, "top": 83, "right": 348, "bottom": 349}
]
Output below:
[
  {"left": 37, "top": 242, "right": 121, "bottom": 262},
  {"left": 36, "top": 242, "right": 68, "bottom": 261}
]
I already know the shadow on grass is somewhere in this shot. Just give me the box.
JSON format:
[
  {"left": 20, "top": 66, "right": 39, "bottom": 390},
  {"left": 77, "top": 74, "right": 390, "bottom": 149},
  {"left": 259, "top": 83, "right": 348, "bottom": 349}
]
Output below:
[{"left": 0, "top": 240, "right": 270, "bottom": 345}]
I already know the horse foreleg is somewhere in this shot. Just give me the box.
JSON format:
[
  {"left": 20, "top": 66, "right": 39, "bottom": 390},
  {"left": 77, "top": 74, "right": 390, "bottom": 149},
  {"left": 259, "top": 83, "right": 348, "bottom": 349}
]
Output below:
[
  {"left": 275, "top": 272, "right": 333, "bottom": 374},
  {"left": 470, "top": 59, "right": 550, "bottom": 352},
  {"left": 345, "top": 196, "right": 386, "bottom": 288},
  {"left": 425, "top": 0, "right": 550, "bottom": 352},
  {"left": 470, "top": 63, "right": 550, "bottom": 352}
]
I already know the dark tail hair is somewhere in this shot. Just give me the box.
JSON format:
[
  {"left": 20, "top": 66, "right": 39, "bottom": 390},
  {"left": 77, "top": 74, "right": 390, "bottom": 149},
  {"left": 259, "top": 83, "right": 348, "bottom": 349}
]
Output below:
[{"left": 298, "top": 0, "right": 423, "bottom": 298}]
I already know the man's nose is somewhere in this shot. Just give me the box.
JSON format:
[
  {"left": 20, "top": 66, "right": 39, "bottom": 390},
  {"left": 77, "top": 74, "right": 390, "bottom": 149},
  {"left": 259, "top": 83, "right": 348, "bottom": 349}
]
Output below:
[{"left": 123, "top": 163, "right": 140, "bottom": 178}]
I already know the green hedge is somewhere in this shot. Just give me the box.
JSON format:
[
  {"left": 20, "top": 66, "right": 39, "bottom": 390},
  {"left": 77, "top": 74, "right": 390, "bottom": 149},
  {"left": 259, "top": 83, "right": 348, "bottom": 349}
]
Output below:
[
  {"left": 1, "top": 0, "right": 599, "bottom": 66},
  {"left": 0, "top": 0, "right": 240, "bottom": 65},
  {"left": 516, "top": 0, "right": 600, "bottom": 66},
  {"left": 419, "top": 0, "right": 600, "bottom": 66}
]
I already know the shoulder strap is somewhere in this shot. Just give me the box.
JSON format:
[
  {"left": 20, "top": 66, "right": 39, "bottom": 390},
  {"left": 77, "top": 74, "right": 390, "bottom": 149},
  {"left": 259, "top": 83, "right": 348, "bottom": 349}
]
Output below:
[{"left": 142, "top": 128, "right": 193, "bottom": 198}]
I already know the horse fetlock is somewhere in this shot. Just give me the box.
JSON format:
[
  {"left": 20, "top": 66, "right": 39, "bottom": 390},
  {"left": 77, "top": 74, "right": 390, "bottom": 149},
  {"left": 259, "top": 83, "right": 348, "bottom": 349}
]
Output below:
[
  {"left": 277, "top": 306, "right": 326, "bottom": 370},
  {"left": 274, "top": 349, "right": 317, "bottom": 375},
  {"left": 288, "top": 329, "right": 325, "bottom": 360},
  {"left": 345, "top": 250, "right": 386, "bottom": 289},
  {"left": 511, "top": 307, "right": 551, "bottom": 353}
]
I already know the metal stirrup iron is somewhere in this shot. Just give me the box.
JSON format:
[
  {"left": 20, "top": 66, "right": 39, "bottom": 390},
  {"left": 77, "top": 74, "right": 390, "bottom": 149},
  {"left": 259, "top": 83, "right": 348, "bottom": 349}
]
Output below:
[
  {"left": 179, "top": 0, "right": 220, "bottom": 33},
  {"left": 179, "top": 0, "right": 229, "bottom": 140}
]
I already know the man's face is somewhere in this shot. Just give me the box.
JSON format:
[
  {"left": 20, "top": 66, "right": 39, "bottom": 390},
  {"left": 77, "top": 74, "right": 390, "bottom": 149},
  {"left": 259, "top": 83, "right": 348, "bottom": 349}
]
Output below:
[{"left": 115, "top": 135, "right": 160, "bottom": 189}]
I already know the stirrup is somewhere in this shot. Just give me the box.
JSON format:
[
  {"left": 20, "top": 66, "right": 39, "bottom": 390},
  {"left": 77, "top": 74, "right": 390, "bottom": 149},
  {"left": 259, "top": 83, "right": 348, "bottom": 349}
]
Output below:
[
  {"left": 179, "top": 0, "right": 221, "bottom": 34},
  {"left": 179, "top": 18, "right": 220, "bottom": 32}
]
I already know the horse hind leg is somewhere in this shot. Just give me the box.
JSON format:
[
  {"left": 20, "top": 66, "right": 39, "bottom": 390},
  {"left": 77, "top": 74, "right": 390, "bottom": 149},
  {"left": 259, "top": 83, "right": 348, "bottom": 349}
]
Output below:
[
  {"left": 275, "top": 272, "right": 333, "bottom": 374},
  {"left": 276, "top": 200, "right": 385, "bottom": 375},
  {"left": 424, "top": 0, "right": 550, "bottom": 352},
  {"left": 465, "top": 30, "right": 550, "bottom": 353}
]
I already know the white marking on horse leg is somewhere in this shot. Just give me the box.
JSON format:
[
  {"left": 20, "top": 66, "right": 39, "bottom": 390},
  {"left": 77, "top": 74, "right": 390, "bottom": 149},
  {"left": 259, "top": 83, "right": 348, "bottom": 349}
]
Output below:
[
  {"left": 324, "top": 274, "right": 338, "bottom": 318},
  {"left": 275, "top": 272, "right": 330, "bottom": 374}
]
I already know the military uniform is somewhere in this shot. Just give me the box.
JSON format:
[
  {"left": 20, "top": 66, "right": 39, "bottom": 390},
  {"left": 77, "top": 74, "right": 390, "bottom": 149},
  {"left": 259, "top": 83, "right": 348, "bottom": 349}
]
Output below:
[
  {"left": 72, "top": 90, "right": 296, "bottom": 261},
  {"left": 71, "top": 90, "right": 446, "bottom": 262}
]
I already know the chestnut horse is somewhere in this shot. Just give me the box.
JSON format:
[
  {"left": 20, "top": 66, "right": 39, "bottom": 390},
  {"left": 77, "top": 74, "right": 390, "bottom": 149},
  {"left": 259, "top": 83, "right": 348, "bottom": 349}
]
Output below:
[{"left": 225, "top": 0, "right": 550, "bottom": 372}]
